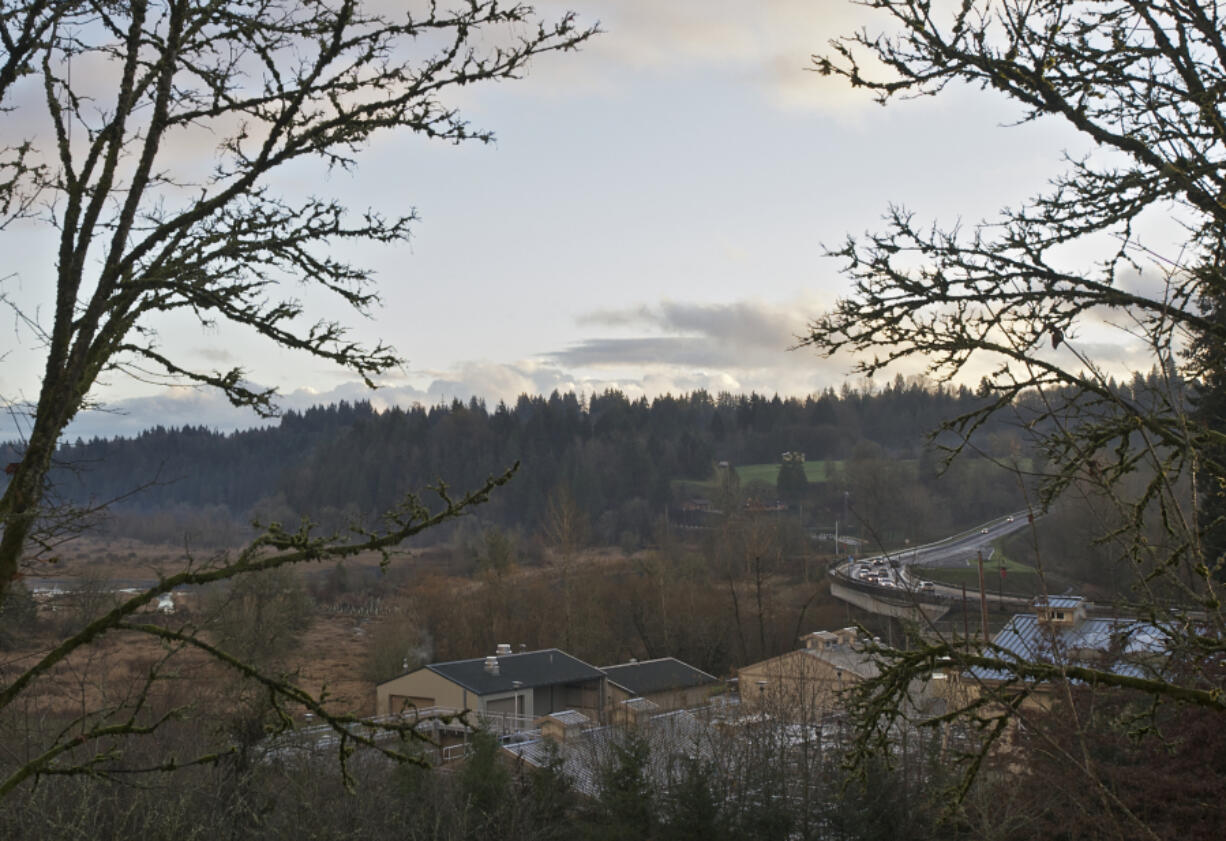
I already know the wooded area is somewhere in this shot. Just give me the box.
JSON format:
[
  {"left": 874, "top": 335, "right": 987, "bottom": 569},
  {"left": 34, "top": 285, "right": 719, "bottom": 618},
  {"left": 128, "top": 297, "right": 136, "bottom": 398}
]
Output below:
[{"left": 23, "top": 378, "right": 1162, "bottom": 545}]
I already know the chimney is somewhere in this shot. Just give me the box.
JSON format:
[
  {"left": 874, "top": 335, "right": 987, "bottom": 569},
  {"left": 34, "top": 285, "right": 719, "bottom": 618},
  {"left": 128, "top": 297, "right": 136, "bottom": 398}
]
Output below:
[
  {"left": 483, "top": 655, "right": 499, "bottom": 675},
  {"left": 496, "top": 643, "right": 512, "bottom": 656}
]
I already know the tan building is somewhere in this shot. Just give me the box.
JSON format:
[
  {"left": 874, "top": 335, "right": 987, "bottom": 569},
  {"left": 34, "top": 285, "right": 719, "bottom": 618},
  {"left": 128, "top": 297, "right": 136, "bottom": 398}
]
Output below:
[
  {"left": 600, "top": 657, "right": 722, "bottom": 717},
  {"left": 376, "top": 646, "right": 608, "bottom": 723},
  {"left": 737, "top": 628, "right": 877, "bottom": 717}
]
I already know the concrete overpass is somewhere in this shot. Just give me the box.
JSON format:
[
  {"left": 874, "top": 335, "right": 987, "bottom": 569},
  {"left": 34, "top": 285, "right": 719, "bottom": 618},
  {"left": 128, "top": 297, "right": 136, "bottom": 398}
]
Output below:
[{"left": 828, "top": 511, "right": 1036, "bottom": 621}]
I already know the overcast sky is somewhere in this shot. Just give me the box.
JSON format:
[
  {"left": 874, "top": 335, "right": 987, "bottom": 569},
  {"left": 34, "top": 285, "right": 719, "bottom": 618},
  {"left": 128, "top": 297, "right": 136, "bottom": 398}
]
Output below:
[{"left": 2, "top": 0, "right": 1144, "bottom": 440}]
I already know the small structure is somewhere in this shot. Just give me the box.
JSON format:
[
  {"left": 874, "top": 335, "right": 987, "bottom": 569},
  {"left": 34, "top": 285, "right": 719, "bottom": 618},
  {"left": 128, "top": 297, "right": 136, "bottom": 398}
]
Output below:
[
  {"left": 737, "top": 627, "right": 877, "bottom": 717},
  {"left": 536, "top": 709, "right": 591, "bottom": 744},
  {"left": 375, "top": 646, "right": 608, "bottom": 723},
  {"left": 610, "top": 696, "right": 661, "bottom": 728},
  {"left": 1032, "top": 594, "right": 1088, "bottom": 627},
  {"left": 600, "top": 657, "right": 722, "bottom": 715}
]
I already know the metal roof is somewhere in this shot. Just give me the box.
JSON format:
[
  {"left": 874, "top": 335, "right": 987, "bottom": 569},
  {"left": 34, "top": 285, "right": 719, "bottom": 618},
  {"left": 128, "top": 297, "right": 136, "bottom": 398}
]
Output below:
[
  {"left": 538, "top": 709, "right": 591, "bottom": 727},
  {"left": 601, "top": 657, "right": 720, "bottom": 696},
  {"left": 1034, "top": 595, "right": 1086, "bottom": 609},
  {"left": 505, "top": 710, "right": 711, "bottom": 796},
  {"left": 620, "top": 697, "right": 661, "bottom": 712},
  {"left": 424, "top": 649, "right": 605, "bottom": 696},
  {"left": 970, "top": 614, "right": 1170, "bottom": 682}
]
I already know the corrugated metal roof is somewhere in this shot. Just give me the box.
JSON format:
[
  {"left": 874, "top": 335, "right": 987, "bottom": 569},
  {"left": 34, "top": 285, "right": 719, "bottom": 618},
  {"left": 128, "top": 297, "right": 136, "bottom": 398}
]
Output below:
[
  {"left": 505, "top": 710, "right": 711, "bottom": 796},
  {"left": 1034, "top": 595, "right": 1085, "bottom": 609},
  {"left": 425, "top": 649, "right": 605, "bottom": 696},
  {"left": 539, "top": 709, "right": 591, "bottom": 727},
  {"left": 620, "top": 697, "right": 660, "bottom": 712},
  {"left": 600, "top": 657, "right": 720, "bottom": 696},
  {"left": 970, "top": 614, "right": 1169, "bottom": 682}
]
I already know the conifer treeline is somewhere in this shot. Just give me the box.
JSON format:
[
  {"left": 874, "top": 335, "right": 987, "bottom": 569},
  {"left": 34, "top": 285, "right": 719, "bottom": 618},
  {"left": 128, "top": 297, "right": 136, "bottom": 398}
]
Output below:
[{"left": 23, "top": 381, "right": 1025, "bottom": 540}]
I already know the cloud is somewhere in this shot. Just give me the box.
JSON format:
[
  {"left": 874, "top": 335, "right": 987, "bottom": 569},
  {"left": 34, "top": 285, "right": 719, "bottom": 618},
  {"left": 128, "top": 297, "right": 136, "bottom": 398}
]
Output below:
[
  {"left": 565, "top": 297, "right": 822, "bottom": 369},
  {"left": 0, "top": 295, "right": 846, "bottom": 440},
  {"left": 17, "top": 344, "right": 840, "bottom": 442},
  {"left": 524, "top": 0, "right": 889, "bottom": 114},
  {"left": 192, "top": 347, "right": 237, "bottom": 365}
]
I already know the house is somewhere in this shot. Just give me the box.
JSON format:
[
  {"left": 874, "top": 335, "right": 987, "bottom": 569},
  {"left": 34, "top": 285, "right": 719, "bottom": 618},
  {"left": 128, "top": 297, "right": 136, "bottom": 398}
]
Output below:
[
  {"left": 375, "top": 645, "right": 608, "bottom": 723},
  {"left": 737, "top": 628, "right": 877, "bottom": 717},
  {"left": 600, "top": 657, "right": 722, "bottom": 718},
  {"left": 967, "top": 595, "right": 1170, "bottom": 697}
]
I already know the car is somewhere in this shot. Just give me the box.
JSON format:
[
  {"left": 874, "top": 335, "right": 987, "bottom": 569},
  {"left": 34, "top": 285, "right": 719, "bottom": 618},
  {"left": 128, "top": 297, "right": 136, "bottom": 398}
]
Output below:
[
  {"left": 980, "top": 527, "right": 989, "bottom": 534},
  {"left": 1007, "top": 515, "right": 1015, "bottom": 522}
]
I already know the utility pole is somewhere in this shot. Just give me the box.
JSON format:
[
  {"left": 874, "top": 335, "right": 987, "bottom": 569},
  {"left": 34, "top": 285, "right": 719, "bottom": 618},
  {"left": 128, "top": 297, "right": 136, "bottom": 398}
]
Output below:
[
  {"left": 976, "top": 551, "right": 990, "bottom": 641},
  {"left": 961, "top": 583, "right": 969, "bottom": 641}
]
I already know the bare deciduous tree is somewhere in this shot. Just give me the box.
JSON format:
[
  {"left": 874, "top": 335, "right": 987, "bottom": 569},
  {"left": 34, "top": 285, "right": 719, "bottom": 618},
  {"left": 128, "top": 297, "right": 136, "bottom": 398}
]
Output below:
[
  {"left": 804, "top": 0, "right": 1226, "bottom": 824},
  {"left": 0, "top": 0, "right": 592, "bottom": 589},
  {"left": 0, "top": 0, "right": 592, "bottom": 796}
]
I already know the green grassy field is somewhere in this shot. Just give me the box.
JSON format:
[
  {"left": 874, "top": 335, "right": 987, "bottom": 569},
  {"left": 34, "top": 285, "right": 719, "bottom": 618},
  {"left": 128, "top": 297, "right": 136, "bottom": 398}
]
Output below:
[
  {"left": 914, "top": 553, "right": 1042, "bottom": 595},
  {"left": 735, "top": 461, "right": 831, "bottom": 484}
]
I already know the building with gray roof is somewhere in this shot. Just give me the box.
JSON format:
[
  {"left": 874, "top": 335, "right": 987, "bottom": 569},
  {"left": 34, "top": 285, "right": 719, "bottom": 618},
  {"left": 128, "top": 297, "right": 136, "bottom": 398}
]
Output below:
[
  {"left": 376, "top": 646, "right": 608, "bottom": 723},
  {"left": 600, "top": 657, "right": 723, "bottom": 714}
]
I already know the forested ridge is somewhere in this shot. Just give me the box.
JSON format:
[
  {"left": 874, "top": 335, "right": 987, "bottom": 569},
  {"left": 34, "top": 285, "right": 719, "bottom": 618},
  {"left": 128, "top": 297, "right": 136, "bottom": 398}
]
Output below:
[
  {"left": 1, "top": 371, "right": 1183, "bottom": 553},
  {"left": 3, "top": 382, "right": 982, "bottom": 520}
]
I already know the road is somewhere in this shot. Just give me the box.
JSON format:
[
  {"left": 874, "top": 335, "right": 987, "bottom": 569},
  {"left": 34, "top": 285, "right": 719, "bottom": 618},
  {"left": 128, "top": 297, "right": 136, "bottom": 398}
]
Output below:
[{"left": 833, "top": 511, "right": 1034, "bottom": 598}]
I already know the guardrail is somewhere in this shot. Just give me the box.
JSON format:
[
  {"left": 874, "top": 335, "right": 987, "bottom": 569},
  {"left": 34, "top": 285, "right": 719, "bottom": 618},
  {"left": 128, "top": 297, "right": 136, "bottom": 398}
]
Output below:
[
  {"left": 377, "top": 706, "right": 537, "bottom": 735},
  {"left": 851, "top": 510, "right": 1030, "bottom": 567},
  {"left": 268, "top": 707, "right": 543, "bottom": 759}
]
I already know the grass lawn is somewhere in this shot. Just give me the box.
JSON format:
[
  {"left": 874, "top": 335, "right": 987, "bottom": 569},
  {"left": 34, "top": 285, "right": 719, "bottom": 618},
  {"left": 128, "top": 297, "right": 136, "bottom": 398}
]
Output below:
[
  {"left": 734, "top": 461, "right": 831, "bottom": 484},
  {"left": 914, "top": 553, "right": 1043, "bottom": 595}
]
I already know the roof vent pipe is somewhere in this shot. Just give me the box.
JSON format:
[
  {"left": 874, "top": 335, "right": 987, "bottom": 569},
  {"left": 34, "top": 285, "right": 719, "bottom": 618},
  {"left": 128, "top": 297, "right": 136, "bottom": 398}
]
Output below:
[
  {"left": 496, "top": 643, "right": 512, "bottom": 656},
  {"left": 484, "top": 656, "right": 499, "bottom": 675}
]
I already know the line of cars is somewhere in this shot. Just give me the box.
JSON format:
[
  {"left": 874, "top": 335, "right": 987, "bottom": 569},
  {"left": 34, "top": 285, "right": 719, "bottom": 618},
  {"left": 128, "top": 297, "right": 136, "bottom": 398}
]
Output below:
[{"left": 849, "top": 559, "right": 936, "bottom": 594}]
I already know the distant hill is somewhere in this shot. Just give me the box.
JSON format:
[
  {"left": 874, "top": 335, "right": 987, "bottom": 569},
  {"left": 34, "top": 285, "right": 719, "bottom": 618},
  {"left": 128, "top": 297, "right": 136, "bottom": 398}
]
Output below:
[{"left": 3, "top": 383, "right": 1046, "bottom": 546}]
